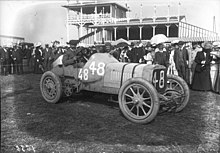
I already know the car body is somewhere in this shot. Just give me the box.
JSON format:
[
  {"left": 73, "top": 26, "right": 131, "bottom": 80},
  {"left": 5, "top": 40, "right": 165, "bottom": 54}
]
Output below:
[{"left": 40, "top": 53, "right": 190, "bottom": 124}]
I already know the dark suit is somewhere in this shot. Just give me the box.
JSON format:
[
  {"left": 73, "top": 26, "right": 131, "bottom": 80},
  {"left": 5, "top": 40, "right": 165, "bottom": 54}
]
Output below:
[
  {"left": 174, "top": 47, "right": 189, "bottom": 81},
  {"left": 12, "top": 47, "right": 23, "bottom": 74},
  {"left": 24, "top": 47, "right": 32, "bottom": 68},
  {"left": 62, "top": 48, "right": 77, "bottom": 66},
  {"left": 154, "top": 51, "right": 169, "bottom": 68},
  {"left": 43, "top": 47, "right": 52, "bottom": 71},
  {"left": 0, "top": 47, "right": 9, "bottom": 75},
  {"left": 34, "top": 47, "right": 43, "bottom": 73},
  {"left": 8, "top": 48, "right": 16, "bottom": 74}
]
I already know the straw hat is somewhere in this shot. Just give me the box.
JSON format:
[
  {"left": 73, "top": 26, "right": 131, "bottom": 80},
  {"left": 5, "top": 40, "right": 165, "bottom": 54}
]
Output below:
[
  {"left": 202, "top": 41, "right": 212, "bottom": 49},
  {"left": 171, "top": 40, "right": 180, "bottom": 45},
  {"left": 34, "top": 42, "right": 41, "bottom": 47},
  {"left": 66, "top": 40, "right": 78, "bottom": 46},
  {"left": 213, "top": 41, "right": 220, "bottom": 48},
  {"left": 178, "top": 41, "right": 184, "bottom": 45}
]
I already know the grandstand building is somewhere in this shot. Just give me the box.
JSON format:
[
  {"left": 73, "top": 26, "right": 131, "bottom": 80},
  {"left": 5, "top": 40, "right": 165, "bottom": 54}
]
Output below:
[{"left": 63, "top": 2, "right": 219, "bottom": 45}]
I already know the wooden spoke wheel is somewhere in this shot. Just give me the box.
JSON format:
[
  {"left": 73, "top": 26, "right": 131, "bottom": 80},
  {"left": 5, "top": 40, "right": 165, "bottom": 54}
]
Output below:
[
  {"left": 40, "top": 71, "right": 62, "bottom": 103},
  {"left": 118, "top": 78, "right": 159, "bottom": 124},
  {"left": 164, "top": 75, "right": 190, "bottom": 112}
]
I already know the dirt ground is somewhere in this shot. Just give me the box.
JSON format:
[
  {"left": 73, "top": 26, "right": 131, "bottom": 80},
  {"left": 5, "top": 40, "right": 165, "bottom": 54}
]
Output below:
[{"left": 1, "top": 74, "right": 220, "bottom": 153}]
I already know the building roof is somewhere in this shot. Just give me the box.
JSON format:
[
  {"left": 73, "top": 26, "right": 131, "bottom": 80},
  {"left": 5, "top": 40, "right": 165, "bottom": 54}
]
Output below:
[
  {"left": 0, "top": 35, "right": 24, "bottom": 40},
  {"left": 63, "top": 2, "right": 128, "bottom": 12},
  {"left": 168, "top": 37, "right": 220, "bottom": 42}
]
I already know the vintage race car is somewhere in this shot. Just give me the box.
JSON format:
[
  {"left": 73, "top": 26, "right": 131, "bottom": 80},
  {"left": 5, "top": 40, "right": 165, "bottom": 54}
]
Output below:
[{"left": 40, "top": 53, "right": 190, "bottom": 124}]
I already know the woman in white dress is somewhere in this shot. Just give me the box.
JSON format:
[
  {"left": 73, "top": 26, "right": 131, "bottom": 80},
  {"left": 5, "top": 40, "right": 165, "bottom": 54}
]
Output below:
[
  {"left": 167, "top": 45, "right": 178, "bottom": 75},
  {"left": 144, "top": 48, "right": 155, "bottom": 65},
  {"left": 210, "top": 43, "right": 220, "bottom": 93}
]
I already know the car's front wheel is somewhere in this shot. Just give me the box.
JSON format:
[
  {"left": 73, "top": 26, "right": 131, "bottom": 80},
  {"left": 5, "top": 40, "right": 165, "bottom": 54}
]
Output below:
[
  {"left": 164, "top": 74, "right": 190, "bottom": 112},
  {"left": 40, "top": 71, "right": 62, "bottom": 103},
  {"left": 118, "top": 78, "right": 160, "bottom": 124}
]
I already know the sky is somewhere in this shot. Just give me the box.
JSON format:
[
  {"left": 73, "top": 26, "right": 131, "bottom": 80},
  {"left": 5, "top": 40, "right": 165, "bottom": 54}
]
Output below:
[{"left": 0, "top": 0, "right": 220, "bottom": 45}]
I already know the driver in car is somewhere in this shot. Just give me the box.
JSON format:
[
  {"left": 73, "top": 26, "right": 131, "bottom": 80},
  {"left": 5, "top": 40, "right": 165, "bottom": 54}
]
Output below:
[{"left": 62, "top": 40, "right": 84, "bottom": 68}]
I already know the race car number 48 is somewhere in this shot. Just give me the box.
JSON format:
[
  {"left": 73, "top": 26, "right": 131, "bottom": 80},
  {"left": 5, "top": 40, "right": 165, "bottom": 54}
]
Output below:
[
  {"left": 78, "top": 61, "right": 105, "bottom": 80},
  {"left": 152, "top": 70, "right": 165, "bottom": 89}
]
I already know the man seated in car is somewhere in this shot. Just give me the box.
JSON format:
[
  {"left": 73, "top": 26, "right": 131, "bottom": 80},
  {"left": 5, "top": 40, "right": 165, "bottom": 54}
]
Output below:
[{"left": 62, "top": 40, "right": 84, "bottom": 68}]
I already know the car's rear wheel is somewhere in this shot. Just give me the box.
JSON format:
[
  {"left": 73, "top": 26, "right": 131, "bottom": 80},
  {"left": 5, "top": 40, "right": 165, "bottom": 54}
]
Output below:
[
  {"left": 164, "top": 75, "right": 190, "bottom": 112},
  {"left": 118, "top": 78, "right": 159, "bottom": 124},
  {"left": 40, "top": 71, "right": 62, "bottom": 103}
]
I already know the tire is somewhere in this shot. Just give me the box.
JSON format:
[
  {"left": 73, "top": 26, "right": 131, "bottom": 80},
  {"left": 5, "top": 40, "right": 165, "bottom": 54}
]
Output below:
[
  {"left": 40, "top": 71, "right": 62, "bottom": 103},
  {"left": 118, "top": 78, "right": 160, "bottom": 124},
  {"left": 165, "top": 74, "right": 190, "bottom": 112}
]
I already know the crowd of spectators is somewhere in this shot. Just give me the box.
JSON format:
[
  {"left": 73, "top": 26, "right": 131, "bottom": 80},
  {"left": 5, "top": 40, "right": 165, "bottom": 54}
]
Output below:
[{"left": 0, "top": 39, "right": 219, "bottom": 93}]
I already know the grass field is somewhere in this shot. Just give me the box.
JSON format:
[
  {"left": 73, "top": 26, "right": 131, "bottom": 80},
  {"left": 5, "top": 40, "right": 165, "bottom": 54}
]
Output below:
[{"left": 1, "top": 74, "right": 220, "bottom": 153}]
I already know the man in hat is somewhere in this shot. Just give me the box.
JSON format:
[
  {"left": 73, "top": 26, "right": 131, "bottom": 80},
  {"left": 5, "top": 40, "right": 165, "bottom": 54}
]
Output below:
[
  {"left": 33, "top": 42, "right": 43, "bottom": 73},
  {"left": 0, "top": 46, "right": 9, "bottom": 75},
  {"left": 23, "top": 44, "right": 32, "bottom": 71},
  {"left": 173, "top": 41, "right": 189, "bottom": 81},
  {"left": 119, "top": 46, "right": 129, "bottom": 62},
  {"left": 103, "top": 42, "right": 111, "bottom": 52},
  {"left": 62, "top": 40, "right": 83, "bottom": 67},
  {"left": 51, "top": 41, "right": 61, "bottom": 62},
  {"left": 43, "top": 44, "right": 53, "bottom": 71},
  {"left": 126, "top": 42, "right": 135, "bottom": 62},
  {"left": 127, "top": 42, "right": 143, "bottom": 63},
  {"left": 105, "top": 42, "right": 119, "bottom": 60},
  {"left": 12, "top": 44, "right": 23, "bottom": 74},
  {"left": 90, "top": 45, "right": 97, "bottom": 55},
  {"left": 7, "top": 46, "right": 16, "bottom": 74}
]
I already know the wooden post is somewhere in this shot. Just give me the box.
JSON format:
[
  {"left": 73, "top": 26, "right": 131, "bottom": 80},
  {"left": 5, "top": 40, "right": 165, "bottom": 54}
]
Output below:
[
  {"left": 127, "top": 27, "right": 130, "bottom": 40},
  {"left": 166, "top": 25, "right": 170, "bottom": 37},
  {"left": 114, "top": 27, "right": 117, "bottom": 40},
  {"left": 94, "top": 28, "right": 97, "bottom": 43},
  {"left": 139, "top": 26, "right": 143, "bottom": 40},
  {"left": 80, "top": 7, "right": 83, "bottom": 38},
  {"left": 167, "top": 5, "right": 170, "bottom": 22},
  {"left": 152, "top": 26, "right": 156, "bottom": 36},
  {"left": 66, "top": 0, "right": 70, "bottom": 42},
  {"left": 102, "top": 28, "right": 105, "bottom": 43}
]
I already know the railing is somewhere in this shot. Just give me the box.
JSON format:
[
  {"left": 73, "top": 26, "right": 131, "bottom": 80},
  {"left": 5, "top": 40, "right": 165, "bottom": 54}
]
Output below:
[
  {"left": 68, "top": 13, "right": 111, "bottom": 20},
  {"left": 68, "top": 13, "right": 112, "bottom": 25},
  {"left": 68, "top": 14, "right": 183, "bottom": 25}
]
